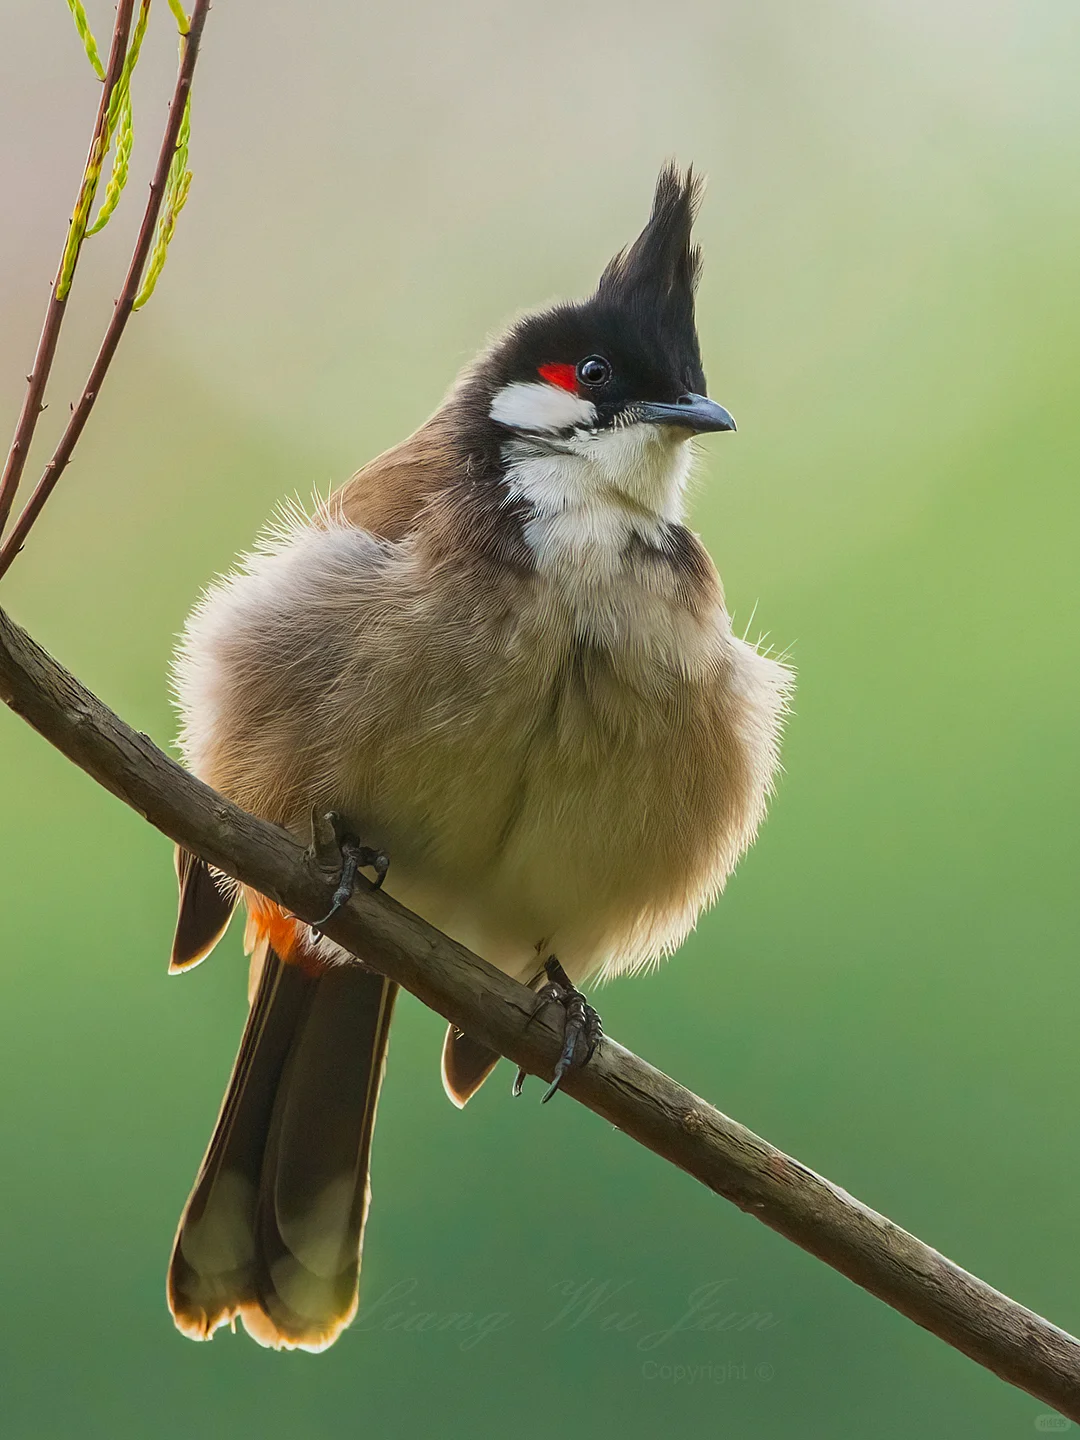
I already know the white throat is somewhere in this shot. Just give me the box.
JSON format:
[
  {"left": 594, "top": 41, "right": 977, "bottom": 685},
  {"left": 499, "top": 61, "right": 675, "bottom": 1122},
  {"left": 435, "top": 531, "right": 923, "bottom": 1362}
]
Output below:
[{"left": 499, "top": 422, "right": 693, "bottom": 577}]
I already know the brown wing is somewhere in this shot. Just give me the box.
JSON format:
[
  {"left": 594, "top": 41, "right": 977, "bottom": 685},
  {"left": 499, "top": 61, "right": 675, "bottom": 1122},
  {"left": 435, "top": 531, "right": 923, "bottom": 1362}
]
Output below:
[
  {"left": 170, "top": 847, "right": 236, "bottom": 974},
  {"left": 170, "top": 411, "right": 460, "bottom": 972},
  {"left": 441, "top": 1025, "right": 501, "bottom": 1108},
  {"left": 328, "top": 409, "right": 459, "bottom": 541},
  {"left": 337, "top": 407, "right": 513, "bottom": 1113}
]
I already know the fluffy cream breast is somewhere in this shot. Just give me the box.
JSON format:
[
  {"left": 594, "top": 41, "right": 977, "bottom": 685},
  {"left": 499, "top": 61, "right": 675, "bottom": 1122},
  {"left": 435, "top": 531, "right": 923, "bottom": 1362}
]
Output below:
[{"left": 172, "top": 423, "right": 791, "bottom": 988}]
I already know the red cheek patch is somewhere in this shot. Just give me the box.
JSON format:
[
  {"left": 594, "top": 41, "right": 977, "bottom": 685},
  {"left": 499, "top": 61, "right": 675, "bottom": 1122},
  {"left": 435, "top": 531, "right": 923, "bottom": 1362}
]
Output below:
[{"left": 538, "top": 363, "right": 578, "bottom": 393}]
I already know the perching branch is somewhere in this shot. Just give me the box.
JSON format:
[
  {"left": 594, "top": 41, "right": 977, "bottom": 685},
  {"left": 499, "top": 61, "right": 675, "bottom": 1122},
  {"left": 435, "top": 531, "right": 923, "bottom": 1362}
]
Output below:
[
  {"left": 0, "top": 0, "right": 210, "bottom": 581},
  {"left": 1, "top": 604, "right": 1079, "bottom": 1420},
  {"left": 0, "top": 0, "right": 136, "bottom": 541}
]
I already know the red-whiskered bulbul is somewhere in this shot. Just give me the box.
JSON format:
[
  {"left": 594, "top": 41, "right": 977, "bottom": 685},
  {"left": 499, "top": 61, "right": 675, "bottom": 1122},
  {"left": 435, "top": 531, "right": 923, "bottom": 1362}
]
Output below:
[{"left": 166, "top": 165, "right": 792, "bottom": 1351}]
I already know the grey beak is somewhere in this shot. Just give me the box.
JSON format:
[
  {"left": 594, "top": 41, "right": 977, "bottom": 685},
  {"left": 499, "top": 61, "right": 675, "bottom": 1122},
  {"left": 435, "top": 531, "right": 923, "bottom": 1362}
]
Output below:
[{"left": 636, "top": 394, "right": 737, "bottom": 434}]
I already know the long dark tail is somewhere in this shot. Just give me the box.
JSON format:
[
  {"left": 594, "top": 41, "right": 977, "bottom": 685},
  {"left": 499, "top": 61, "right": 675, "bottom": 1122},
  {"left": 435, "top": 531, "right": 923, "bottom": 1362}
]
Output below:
[{"left": 168, "top": 947, "right": 397, "bottom": 1350}]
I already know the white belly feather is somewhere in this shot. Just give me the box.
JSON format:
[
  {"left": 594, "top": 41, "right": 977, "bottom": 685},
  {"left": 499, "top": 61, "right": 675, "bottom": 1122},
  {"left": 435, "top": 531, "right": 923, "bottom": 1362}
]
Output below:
[{"left": 175, "top": 441, "right": 791, "bottom": 986}]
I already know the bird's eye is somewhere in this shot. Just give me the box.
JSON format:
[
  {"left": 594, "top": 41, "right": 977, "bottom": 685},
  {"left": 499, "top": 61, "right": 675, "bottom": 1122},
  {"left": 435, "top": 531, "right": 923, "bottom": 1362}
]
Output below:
[{"left": 576, "top": 355, "right": 611, "bottom": 388}]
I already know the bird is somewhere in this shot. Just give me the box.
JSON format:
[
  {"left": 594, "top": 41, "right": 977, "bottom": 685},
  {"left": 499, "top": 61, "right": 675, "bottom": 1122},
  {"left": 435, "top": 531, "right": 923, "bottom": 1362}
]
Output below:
[{"left": 165, "top": 164, "right": 793, "bottom": 1353}]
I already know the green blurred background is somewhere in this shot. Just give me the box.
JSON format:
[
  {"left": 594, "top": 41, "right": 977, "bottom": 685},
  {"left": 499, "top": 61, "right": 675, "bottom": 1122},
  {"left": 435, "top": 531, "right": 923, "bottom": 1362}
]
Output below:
[{"left": 2, "top": 1, "right": 1079, "bottom": 1435}]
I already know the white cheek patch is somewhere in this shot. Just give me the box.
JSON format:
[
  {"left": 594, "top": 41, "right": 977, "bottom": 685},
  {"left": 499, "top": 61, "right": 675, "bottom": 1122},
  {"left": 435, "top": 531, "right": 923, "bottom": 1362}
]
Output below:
[{"left": 489, "top": 381, "right": 597, "bottom": 434}]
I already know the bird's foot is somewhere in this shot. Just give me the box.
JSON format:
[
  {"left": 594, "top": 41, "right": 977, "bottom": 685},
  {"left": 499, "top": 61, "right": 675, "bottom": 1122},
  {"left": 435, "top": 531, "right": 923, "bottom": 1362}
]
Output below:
[
  {"left": 513, "top": 956, "right": 603, "bottom": 1103},
  {"left": 308, "top": 810, "right": 389, "bottom": 930}
]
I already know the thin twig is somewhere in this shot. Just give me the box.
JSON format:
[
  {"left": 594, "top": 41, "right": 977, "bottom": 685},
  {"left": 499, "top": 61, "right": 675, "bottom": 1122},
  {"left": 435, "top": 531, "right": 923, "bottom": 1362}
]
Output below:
[
  {"left": 0, "top": 0, "right": 136, "bottom": 543},
  {"left": 0, "top": 0, "right": 211, "bottom": 582},
  {"left": 0, "top": 602, "right": 1078, "bottom": 1419}
]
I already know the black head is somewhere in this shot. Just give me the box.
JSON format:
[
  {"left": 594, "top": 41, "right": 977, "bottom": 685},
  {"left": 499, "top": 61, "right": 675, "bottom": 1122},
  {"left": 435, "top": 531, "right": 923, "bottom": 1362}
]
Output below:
[{"left": 475, "top": 164, "right": 735, "bottom": 442}]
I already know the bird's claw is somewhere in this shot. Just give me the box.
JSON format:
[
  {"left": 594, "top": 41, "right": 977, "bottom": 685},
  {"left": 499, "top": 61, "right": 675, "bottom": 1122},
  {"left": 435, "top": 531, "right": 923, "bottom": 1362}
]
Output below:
[
  {"left": 310, "top": 813, "right": 389, "bottom": 930},
  {"left": 513, "top": 956, "right": 603, "bottom": 1102}
]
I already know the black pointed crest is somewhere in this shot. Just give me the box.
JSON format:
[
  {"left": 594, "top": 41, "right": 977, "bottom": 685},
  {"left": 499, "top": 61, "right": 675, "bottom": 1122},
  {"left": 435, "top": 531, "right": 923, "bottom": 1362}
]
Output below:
[
  {"left": 597, "top": 163, "right": 704, "bottom": 334},
  {"left": 457, "top": 162, "right": 711, "bottom": 457}
]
